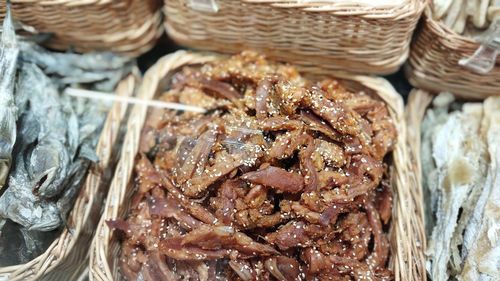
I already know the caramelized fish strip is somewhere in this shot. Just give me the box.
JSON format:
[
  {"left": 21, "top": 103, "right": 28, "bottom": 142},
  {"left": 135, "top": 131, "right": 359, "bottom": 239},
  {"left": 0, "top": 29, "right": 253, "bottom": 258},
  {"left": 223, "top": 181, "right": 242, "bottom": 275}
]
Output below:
[
  {"left": 303, "top": 89, "right": 372, "bottom": 154},
  {"left": 372, "top": 120, "right": 397, "bottom": 161},
  {"left": 159, "top": 237, "right": 230, "bottom": 260},
  {"left": 242, "top": 166, "right": 304, "bottom": 193},
  {"left": 196, "top": 77, "right": 242, "bottom": 103},
  {"left": 244, "top": 184, "right": 267, "bottom": 208},
  {"left": 300, "top": 140, "right": 319, "bottom": 192},
  {"left": 365, "top": 201, "right": 389, "bottom": 268},
  {"left": 137, "top": 156, "right": 217, "bottom": 224},
  {"left": 177, "top": 128, "right": 218, "bottom": 184},
  {"left": 288, "top": 201, "right": 321, "bottom": 224},
  {"left": 236, "top": 209, "right": 284, "bottom": 229},
  {"left": 164, "top": 225, "right": 279, "bottom": 258},
  {"left": 229, "top": 260, "right": 257, "bottom": 281},
  {"left": 147, "top": 195, "right": 202, "bottom": 230},
  {"left": 266, "top": 221, "right": 311, "bottom": 250},
  {"left": 300, "top": 110, "right": 342, "bottom": 142},
  {"left": 212, "top": 179, "right": 240, "bottom": 225},
  {"left": 255, "top": 77, "right": 274, "bottom": 119},
  {"left": 143, "top": 251, "right": 178, "bottom": 281},
  {"left": 261, "top": 116, "right": 303, "bottom": 131},
  {"left": 376, "top": 178, "right": 393, "bottom": 225},
  {"left": 265, "top": 256, "right": 302, "bottom": 281},
  {"left": 322, "top": 155, "right": 383, "bottom": 203},
  {"left": 303, "top": 248, "right": 377, "bottom": 280},
  {"left": 266, "top": 131, "right": 311, "bottom": 161},
  {"left": 136, "top": 154, "right": 163, "bottom": 194},
  {"left": 184, "top": 155, "right": 243, "bottom": 198}
]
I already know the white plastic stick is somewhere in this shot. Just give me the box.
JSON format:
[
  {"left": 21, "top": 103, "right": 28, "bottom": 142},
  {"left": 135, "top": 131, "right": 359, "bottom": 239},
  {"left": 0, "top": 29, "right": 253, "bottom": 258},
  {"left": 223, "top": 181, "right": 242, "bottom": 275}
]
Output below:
[{"left": 64, "top": 88, "right": 206, "bottom": 113}]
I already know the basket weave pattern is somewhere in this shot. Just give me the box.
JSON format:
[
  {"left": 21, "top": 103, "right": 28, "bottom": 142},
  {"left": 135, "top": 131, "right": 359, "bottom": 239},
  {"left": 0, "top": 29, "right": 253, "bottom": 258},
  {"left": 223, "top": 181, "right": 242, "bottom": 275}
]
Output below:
[
  {"left": 0, "top": 0, "right": 163, "bottom": 56},
  {"left": 406, "top": 13, "right": 500, "bottom": 100},
  {"left": 164, "top": 0, "right": 425, "bottom": 75},
  {"left": 90, "top": 50, "right": 426, "bottom": 281},
  {"left": 0, "top": 75, "right": 136, "bottom": 281}
]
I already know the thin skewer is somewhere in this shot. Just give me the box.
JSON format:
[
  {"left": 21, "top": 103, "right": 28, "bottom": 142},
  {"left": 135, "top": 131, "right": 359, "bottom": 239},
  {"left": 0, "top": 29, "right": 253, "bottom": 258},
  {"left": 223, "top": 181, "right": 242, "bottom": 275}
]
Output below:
[{"left": 64, "top": 88, "right": 207, "bottom": 113}]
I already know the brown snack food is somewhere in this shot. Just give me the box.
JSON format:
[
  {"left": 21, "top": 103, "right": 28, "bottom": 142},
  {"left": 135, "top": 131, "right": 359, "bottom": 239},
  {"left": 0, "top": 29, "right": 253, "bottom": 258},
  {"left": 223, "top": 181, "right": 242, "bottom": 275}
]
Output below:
[{"left": 109, "top": 52, "right": 396, "bottom": 280}]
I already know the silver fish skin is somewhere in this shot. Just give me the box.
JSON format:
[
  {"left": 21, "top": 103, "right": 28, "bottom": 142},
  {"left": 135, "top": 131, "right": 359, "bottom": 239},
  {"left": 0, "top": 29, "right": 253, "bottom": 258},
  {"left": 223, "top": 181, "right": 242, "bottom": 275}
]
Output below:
[
  {"left": 22, "top": 63, "right": 78, "bottom": 199},
  {"left": 0, "top": 111, "right": 62, "bottom": 231},
  {"left": 18, "top": 41, "right": 133, "bottom": 92},
  {"left": 0, "top": 7, "right": 19, "bottom": 188},
  {"left": 0, "top": 63, "right": 72, "bottom": 231}
]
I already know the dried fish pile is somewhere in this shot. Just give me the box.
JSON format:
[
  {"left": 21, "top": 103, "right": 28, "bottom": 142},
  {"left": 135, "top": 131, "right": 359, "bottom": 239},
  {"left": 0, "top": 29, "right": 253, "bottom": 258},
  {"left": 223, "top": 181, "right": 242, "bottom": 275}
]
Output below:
[
  {"left": 422, "top": 93, "right": 500, "bottom": 281},
  {"left": 107, "top": 52, "right": 397, "bottom": 281},
  {"left": 0, "top": 8, "right": 18, "bottom": 189},
  {"left": 432, "top": 0, "right": 500, "bottom": 37},
  {"left": 0, "top": 12, "right": 132, "bottom": 266}
]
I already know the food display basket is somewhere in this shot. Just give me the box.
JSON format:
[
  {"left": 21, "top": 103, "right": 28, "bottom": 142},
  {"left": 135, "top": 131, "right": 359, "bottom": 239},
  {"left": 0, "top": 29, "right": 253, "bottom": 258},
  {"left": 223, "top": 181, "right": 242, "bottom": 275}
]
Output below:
[
  {"left": 0, "top": 75, "right": 137, "bottom": 281},
  {"left": 406, "top": 10, "right": 500, "bottom": 100},
  {"left": 89, "top": 50, "right": 426, "bottom": 281},
  {"left": 0, "top": 0, "right": 163, "bottom": 56},
  {"left": 164, "top": 0, "right": 425, "bottom": 75}
]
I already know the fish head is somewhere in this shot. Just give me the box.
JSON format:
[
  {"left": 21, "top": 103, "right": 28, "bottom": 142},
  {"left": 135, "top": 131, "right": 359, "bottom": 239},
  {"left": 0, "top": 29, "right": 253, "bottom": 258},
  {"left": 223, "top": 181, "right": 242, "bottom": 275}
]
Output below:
[{"left": 28, "top": 143, "right": 69, "bottom": 198}]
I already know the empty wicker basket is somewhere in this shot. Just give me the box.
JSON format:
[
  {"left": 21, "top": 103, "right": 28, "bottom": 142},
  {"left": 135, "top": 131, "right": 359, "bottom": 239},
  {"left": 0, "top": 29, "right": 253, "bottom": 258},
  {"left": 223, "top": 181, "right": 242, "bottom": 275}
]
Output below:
[
  {"left": 0, "top": 0, "right": 163, "bottom": 56},
  {"left": 164, "top": 0, "right": 426, "bottom": 75},
  {"left": 90, "top": 50, "right": 426, "bottom": 281},
  {"left": 0, "top": 75, "right": 137, "bottom": 281},
  {"left": 406, "top": 10, "right": 500, "bottom": 100}
]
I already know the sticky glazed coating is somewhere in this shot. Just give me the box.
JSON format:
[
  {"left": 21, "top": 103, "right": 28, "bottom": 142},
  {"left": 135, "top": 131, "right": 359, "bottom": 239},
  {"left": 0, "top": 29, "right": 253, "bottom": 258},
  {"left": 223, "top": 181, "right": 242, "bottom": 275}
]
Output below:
[{"left": 108, "top": 52, "right": 397, "bottom": 281}]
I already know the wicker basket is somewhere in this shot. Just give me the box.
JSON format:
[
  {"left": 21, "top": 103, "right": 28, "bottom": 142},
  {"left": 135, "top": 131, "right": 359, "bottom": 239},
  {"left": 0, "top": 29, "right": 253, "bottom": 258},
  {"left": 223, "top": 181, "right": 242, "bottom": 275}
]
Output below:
[
  {"left": 0, "top": 0, "right": 163, "bottom": 57},
  {"left": 89, "top": 50, "right": 426, "bottom": 281},
  {"left": 163, "top": 0, "right": 425, "bottom": 75},
  {"left": 0, "top": 74, "right": 137, "bottom": 281},
  {"left": 406, "top": 10, "right": 500, "bottom": 100}
]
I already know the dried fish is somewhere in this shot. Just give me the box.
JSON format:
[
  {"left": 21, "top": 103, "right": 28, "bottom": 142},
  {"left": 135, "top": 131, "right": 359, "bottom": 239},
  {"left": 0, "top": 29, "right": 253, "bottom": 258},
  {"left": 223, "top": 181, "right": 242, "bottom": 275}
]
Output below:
[
  {"left": 18, "top": 41, "right": 132, "bottom": 92},
  {"left": 458, "top": 97, "right": 500, "bottom": 281},
  {"left": 0, "top": 8, "right": 18, "bottom": 189},
  {"left": 0, "top": 12, "right": 131, "bottom": 264},
  {"left": 423, "top": 94, "right": 499, "bottom": 281},
  {"left": 0, "top": 63, "right": 81, "bottom": 231}
]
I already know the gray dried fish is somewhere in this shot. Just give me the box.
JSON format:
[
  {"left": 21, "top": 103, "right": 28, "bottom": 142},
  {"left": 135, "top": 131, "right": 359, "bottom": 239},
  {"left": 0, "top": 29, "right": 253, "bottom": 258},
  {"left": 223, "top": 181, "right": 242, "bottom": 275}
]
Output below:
[
  {"left": 423, "top": 94, "right": 499, "bottom": 281},
  {"left": 0, "top": 62, "right": 81, "bottom": 231},
  {"left": 18, "top": 41, "right": 133, "bottom": 92},
  {"left": 421, "top": 93, "right": 455, "bottom": 236},
  {"left": 0, "top": 67, "right": 64, "bottom": 231},
  {"left": 0, "top": 11, "right": 131, "bottom": 264},
  {"left": 458, "top": 97, "right": 500, "bottom": 281},
  {"left": 0, "top": 7, "right": 18, "bottom": 189}
]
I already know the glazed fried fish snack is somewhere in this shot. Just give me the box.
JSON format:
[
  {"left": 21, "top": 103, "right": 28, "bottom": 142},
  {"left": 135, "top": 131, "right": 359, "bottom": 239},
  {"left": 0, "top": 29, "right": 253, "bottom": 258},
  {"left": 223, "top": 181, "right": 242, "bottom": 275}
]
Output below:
[{"left": 108, "top": 52, "right": 397, "bottom": 281}]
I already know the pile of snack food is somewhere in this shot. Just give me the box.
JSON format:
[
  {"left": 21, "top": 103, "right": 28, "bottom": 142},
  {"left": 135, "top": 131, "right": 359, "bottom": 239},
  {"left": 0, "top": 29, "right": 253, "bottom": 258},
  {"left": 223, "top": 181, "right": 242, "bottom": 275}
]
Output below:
[{"left": 106, "top": 52, "right": 397, "bottom": 280}]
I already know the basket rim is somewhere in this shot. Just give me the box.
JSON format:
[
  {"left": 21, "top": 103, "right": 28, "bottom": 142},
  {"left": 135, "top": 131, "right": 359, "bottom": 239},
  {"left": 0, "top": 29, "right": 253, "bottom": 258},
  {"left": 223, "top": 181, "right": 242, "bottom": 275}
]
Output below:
[
  {"left": 89, "top": 50, "right": 426, "bottom": 281},
  {"left": 0, "top": 74, "right": 137, "bottom": 281},
  {"left": 422, "top": 5, "right": 481, "bottom": 50},
  {"left": 9, "top": 0, "right": 131, "bottom": 7},
  {"left": 170, "top": 0, "right": 427, "bottom": 18}
]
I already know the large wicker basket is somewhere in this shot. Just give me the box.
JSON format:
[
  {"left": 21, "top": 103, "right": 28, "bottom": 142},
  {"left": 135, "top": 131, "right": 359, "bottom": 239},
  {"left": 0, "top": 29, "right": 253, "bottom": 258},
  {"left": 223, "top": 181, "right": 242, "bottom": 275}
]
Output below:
[
  {"left": 406, "top": 10, "right": 500, "bottom": 100},
  {"left": 0, "top": 75, "right": 137, "bottom": 281},
  {"left": 89, "top": 50, "right": 426, "bottom": 281},
  {"left": 0, "top": 0, "right": 163, "bottom": 57},
  {"left": 164, "top": 0, "right": 425, "bottom": 75}
]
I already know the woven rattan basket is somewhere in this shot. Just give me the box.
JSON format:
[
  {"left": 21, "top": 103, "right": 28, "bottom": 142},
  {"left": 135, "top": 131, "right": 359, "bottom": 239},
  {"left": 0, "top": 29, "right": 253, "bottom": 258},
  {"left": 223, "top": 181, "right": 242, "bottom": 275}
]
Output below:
[
  {"left": 89, "top": 50, "right": 426, "bottom": 281},
  {"left": 0, "top": 74, "right": 137, "bottom": 281},
  {"left": 164, "top": 0, "right": 425, "bottom": 75},
  {"left": 406, "top": 10, "right": 500, "bottom": 100},
  {"left": 0, "top": 0, "right": 163, "bottom": 56}
]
